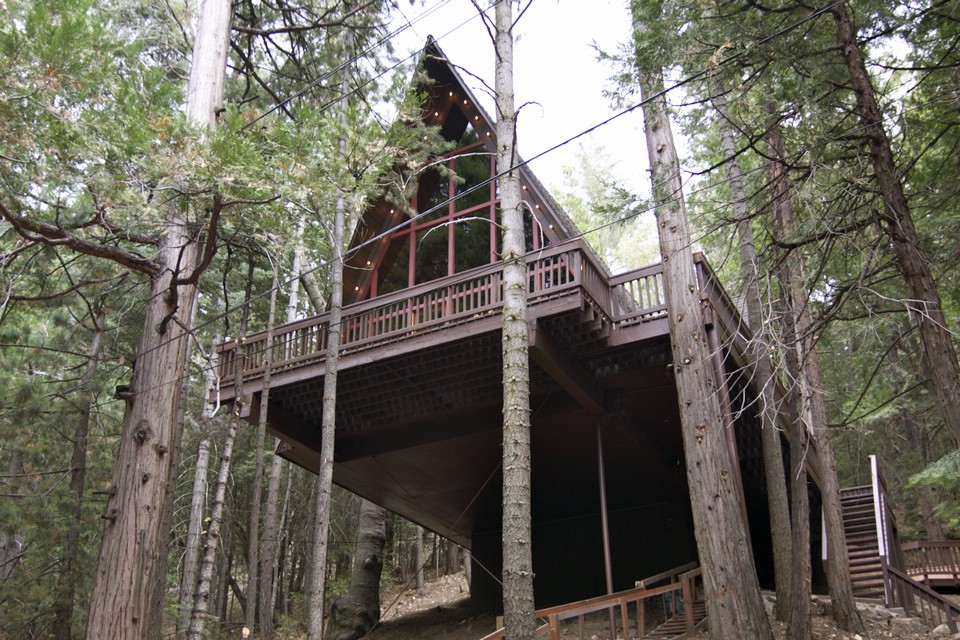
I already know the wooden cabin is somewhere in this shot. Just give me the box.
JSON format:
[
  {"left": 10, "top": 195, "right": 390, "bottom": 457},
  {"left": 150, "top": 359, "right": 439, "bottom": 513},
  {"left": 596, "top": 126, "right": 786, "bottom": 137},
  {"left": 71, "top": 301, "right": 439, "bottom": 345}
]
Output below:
[{"left": 215, "top": 39, "right": 799, "bottom": 613}]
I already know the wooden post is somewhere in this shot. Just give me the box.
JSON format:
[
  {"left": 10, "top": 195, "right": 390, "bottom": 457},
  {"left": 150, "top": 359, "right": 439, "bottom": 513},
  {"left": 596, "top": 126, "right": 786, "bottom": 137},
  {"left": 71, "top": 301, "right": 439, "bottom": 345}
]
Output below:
[
  {"left": 597, "top": 421, "right": 617, "bottom": 637},
  {"left": 682, "top": 572, "right": 694, "bottom": 633}
]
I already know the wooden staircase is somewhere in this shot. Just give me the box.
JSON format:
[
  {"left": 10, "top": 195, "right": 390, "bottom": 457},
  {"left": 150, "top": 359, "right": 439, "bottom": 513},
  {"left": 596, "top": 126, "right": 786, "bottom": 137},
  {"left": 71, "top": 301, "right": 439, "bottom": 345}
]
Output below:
[
  {"left": 838, "top": 456, "right": 958, "bottom": 633},
  {"left": 649, "top": 601, "right": 707, "bottom": 637},
  {"left": 840, "top": 485, "right": 886, "bottom": 599}
]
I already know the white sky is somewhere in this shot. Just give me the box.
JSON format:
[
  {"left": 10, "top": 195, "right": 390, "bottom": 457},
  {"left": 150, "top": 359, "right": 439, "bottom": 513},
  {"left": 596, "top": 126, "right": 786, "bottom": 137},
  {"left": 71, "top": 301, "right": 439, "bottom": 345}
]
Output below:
[{"left": 387, "top": 0, "right": 649, "bottom": 195}]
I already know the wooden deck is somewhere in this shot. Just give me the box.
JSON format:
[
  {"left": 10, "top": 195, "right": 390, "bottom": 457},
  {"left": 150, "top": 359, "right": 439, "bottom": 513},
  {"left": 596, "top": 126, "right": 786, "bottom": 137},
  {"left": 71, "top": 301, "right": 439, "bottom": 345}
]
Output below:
[
  {"left": 903, "top": 541, "right": 960, "bottom": 589},
  {"left": 215, "top": 239, "right": 741, "bottom": 402},
  {"left": 212, "top": 239, "right": 777, "bottom": 613}
]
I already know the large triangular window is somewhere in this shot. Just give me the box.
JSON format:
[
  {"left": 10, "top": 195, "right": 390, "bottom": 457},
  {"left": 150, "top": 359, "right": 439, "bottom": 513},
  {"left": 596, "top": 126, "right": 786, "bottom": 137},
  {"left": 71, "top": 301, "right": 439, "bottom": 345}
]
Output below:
[{"left": 367, "top": 112, "right": 547, "bottom": 299}]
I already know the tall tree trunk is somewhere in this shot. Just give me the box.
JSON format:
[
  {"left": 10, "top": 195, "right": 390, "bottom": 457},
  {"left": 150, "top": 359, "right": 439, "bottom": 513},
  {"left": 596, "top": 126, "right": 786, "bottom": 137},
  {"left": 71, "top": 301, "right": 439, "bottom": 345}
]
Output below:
[
  {"left": 248, "top": 269, "right": 279, "bottom": 635},
  {"left": 307, "top": 43, "right": 351, "bottom": 640},
  {"left": 771, "top": 185, "right": 813, "bottom": 640},
  {"left": 446, "top": 541, "right": 459, "bottom": 576},
  {"left": 416, "top": 526, "right": 425, "bottom": 592},
  {"left": 782, "top": 341, "right": 812, "bottom": 640},
  {"left": 52, "top": 312, "right": 104, "bottom": 640},
  {"left": 186, "top": 259, "right": 254, "bottom": 640},
  {"left": 634, "top": 9, "right": 772, "bottom": 639},
  {"left": 83, "top": 1, "right": 230, "bottom": 637},
  {"left": 493, "top": 3, "right": 536, "bottom": 639},
  {"left": 178, "top": 429, "right": 212, "bottom": 636},
  {"left": 712, "top": 80, "right": 793, "bottom": 619},
  {"left": 766, "top": 112, "right": 864, "bottom": 633},
  {"left": 212, "top": 507, "right": 235, "bottom": 640},
  {"left": 326, "top": 500, "right": 388, "bottom": 640},
  {"left": 259, "top": 452, "right": 284, "bottom": 640},
  {"left": 833, "top": 2, "right": 960, "bottom": 450},
  {"left": 178, "top": 295, "right": 225, "bottom": 637}
]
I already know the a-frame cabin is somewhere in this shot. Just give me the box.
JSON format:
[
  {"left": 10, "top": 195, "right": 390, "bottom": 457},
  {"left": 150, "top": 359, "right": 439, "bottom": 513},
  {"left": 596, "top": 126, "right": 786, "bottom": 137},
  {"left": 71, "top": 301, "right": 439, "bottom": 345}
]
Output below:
[{"left": 215, "top": 39, "right": 800, "bottom": 613}]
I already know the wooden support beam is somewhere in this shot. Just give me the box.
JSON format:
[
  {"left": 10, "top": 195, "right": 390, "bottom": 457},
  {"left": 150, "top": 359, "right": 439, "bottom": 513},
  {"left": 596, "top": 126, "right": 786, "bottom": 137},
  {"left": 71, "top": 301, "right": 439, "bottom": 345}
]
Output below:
[
  {"left": 335, "top": 405, "right": 503, "bottom": 462},
  {"left": 528, "top": 320, "right": 605, "bottom": 413},
  {"left": 244, "top": 392, "right": 322, "bottom": 472}
]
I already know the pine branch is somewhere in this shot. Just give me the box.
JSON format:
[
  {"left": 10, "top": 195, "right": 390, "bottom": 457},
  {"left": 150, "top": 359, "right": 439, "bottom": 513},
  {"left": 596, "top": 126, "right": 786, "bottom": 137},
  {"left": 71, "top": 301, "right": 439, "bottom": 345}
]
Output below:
[{"left": 0, "top": 201, "right": 160, "bottom": 276}]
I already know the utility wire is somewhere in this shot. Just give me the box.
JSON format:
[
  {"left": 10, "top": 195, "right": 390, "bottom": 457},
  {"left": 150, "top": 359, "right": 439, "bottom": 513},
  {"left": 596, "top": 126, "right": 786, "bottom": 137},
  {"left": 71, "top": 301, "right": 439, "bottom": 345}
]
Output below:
[
  {"left": 38, "top": 0, "right": 890, "bottom": 404},
  {"left": 239, "top": 0, "right": 492, "bottom": 132},
  {"left": 160, "top": 0, "right": 848, "bottom": 356},
  {"left": 73, "top": 76, "right": 934, "bottom": 411}
]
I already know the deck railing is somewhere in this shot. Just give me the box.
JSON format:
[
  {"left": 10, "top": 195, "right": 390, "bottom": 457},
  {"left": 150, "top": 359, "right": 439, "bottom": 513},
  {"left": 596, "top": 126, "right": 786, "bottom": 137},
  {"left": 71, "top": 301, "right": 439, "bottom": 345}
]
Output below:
[
  {"left": 217, "top": 240, "right": 670, "bottom": 389},
  {"left": 479, "top": 566, "right": 703, "bottom": 640},
  {"left": 902, "top": 540, "right": 960, "bottom": 586}
]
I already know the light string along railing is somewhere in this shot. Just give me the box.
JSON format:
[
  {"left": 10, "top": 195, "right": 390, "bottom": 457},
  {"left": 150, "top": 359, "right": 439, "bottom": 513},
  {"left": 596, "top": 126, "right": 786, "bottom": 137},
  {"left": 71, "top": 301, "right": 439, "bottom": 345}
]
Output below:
[{"left": 107, "top": 0, "right": 861, "bottom": 401}]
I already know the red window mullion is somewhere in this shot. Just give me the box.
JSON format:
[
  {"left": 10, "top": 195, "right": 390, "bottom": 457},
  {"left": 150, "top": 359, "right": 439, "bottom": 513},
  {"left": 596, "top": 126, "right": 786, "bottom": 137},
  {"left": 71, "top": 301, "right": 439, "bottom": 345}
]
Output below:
[{"left": 448, "top": 156, "right": 456, "bottom": 277}]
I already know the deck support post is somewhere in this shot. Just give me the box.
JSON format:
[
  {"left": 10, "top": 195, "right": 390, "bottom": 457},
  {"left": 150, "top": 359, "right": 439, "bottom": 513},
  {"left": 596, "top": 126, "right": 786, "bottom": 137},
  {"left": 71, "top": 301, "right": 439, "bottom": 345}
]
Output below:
[{"left": 597, "top": 418, "right": 617, "bottom": 638}]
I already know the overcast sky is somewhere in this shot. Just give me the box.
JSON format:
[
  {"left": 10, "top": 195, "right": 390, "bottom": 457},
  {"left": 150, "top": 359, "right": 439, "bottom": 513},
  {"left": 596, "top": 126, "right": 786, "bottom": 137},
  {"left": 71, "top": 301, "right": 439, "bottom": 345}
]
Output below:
[{"left": 387, "top": 0, "right": 649, "bottom": 195}]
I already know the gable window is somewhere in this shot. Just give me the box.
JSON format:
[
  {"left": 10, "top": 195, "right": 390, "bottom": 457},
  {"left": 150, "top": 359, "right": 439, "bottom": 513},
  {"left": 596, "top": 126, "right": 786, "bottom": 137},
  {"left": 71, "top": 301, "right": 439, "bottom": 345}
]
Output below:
[{"left": 370, "top": 126, "right": 547, "bottom": 299}]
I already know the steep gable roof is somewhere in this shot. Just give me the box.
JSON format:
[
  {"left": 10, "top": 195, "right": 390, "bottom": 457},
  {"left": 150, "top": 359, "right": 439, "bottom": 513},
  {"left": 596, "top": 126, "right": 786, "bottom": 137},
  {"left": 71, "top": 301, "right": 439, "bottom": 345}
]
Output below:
[{"left": 342, "top": 37, "right": 595, "bottom": 304}]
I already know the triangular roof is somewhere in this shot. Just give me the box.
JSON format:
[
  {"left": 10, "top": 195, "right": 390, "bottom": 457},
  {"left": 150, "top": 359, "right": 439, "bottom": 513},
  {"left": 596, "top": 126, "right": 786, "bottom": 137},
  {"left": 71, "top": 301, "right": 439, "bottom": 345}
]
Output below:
[{"left": 342, "top": 37, "right": 601, "bottom": 304}]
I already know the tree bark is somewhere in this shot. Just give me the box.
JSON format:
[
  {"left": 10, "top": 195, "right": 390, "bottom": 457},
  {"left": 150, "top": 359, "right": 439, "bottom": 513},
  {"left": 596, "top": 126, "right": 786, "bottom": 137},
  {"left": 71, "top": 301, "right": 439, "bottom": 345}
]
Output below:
[
  {"left": 416, "top": 526, "right": 425, "bottom": 592},
  {"left": 833, "top": 2, "right": 960, "bottom": 450},
  {"left": 770, "top": 185, "right": 813, "bottom": 640},
  {"left": 766, "top": 111, "right": 863, "bottom": 633},
  {"left": 326, "top": 500, "right": 387, "bottom": 640},
  {"left": 178, "top": 430, "right": 211, "bottom": 636},
  {"left": 84, "top": 229, "right": 201, "bottom": 640},
  {"left": 634, "top": 9, "right": 772, "bottom": 638},
  {"left": 248, "top": 270, "right": 279, "bottom": 635},
  {"left": 493, "top": 2, "right": 536, "bottom": 639},
  {"left": 83, "top": 1, "right": 230, "bottom": 637},
  {"left": 446, "top": 542, "right": 459, "bottom": 576},
  {"left": 52, "top": 313, "right": 104, "bottom": 640},
  {"left": 178, "top": 292, "right": 227, "bottom": 637},
  {"left": 712, "top": 80, "right": 793, "bottom": 619},
  {"left": 307, "top": 42, "right": 351, "bottom": 640}
]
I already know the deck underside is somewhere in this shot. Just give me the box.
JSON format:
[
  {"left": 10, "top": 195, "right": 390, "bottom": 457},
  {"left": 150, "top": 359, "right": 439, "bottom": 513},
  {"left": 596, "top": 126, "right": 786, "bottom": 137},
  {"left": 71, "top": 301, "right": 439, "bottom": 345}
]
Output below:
[
  {"left": 238, "top": 298, "right": 686, "bottom": 547},
  {"left": 217, "top": 248, "right": 782, "bottom": 608}
]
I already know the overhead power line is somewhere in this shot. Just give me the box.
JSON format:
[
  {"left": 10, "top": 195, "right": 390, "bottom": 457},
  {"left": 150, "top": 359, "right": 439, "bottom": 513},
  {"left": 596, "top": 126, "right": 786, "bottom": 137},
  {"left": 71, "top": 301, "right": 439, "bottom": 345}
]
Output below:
[{"left": 72, "top": 0, "right": 861, "bottom": 400}]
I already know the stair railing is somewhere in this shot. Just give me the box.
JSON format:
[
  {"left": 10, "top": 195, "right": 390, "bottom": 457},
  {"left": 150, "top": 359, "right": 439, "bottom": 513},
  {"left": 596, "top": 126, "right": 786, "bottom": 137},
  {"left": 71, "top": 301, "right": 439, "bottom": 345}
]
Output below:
[
  {"left": 885, "top": 564, "right": 959, "bottom": 633},
  {"left": 480, "top": 565, "right": 704, "bottom": 640},
  {"left": 871, "top": 454, "right": 909, "bottom": 605}
]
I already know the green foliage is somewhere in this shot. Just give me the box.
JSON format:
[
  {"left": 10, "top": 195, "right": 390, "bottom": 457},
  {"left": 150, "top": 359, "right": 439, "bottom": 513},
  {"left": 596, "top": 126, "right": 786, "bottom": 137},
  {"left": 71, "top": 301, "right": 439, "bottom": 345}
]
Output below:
[
  {"left": 908, "top": 451, "right": 960, "bottom": 531},
  {"left": 554, "top": 143, "right": 659, "bottom": 271}
]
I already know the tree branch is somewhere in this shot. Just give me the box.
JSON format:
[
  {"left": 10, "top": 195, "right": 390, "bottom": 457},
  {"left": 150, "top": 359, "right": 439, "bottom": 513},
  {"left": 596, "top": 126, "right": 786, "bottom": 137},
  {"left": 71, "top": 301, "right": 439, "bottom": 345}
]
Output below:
[
  {"left": 0, "top": 201, "right": 159, "bottom": 276},
  {"left": 230, "top": 1, "right": 377, "bottom": 35}
]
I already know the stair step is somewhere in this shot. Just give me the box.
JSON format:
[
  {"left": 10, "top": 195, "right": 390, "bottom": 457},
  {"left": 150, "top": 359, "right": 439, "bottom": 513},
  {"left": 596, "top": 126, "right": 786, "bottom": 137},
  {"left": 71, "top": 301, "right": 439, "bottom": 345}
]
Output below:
[
  {"left": 850, "top": 559, "right": 881, "bottom": 569},
  {"left": 844, "top": 525, "right": 875, "bottom": 533}
]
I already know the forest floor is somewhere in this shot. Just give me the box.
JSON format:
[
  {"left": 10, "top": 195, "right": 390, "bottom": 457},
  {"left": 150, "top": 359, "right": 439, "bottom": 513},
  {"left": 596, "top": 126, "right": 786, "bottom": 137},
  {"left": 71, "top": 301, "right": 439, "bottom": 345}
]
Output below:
[{"left": 364, "top": 572, "right": 960, "bottom": 640}]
